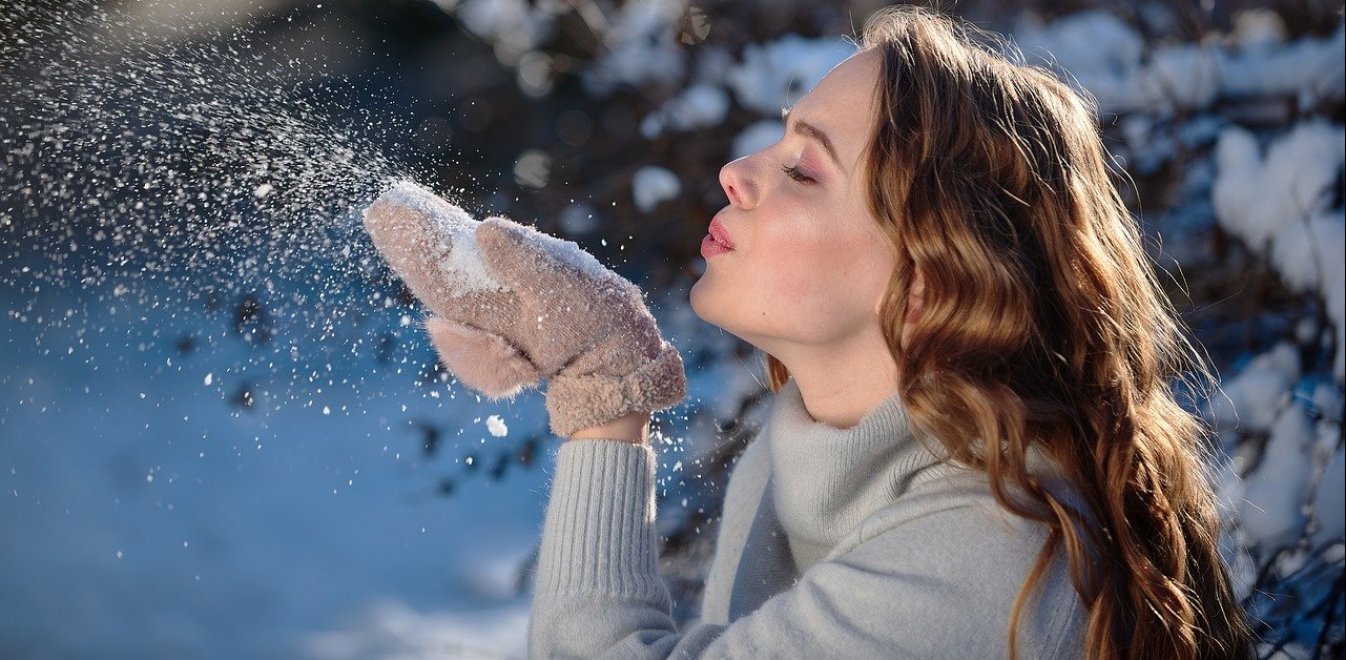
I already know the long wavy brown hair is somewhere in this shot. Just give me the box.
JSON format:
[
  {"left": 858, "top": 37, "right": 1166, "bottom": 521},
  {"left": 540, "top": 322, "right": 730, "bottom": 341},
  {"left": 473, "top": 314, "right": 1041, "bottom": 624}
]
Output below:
[{"left": 761, "top": 6, "right": 1256, "bottom": 659}]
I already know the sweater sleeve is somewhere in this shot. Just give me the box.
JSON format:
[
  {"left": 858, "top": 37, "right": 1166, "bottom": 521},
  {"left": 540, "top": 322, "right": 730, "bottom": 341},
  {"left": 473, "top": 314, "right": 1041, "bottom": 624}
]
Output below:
[{"left": 528, "top": 439, "right": 1084, "bottom": 659}]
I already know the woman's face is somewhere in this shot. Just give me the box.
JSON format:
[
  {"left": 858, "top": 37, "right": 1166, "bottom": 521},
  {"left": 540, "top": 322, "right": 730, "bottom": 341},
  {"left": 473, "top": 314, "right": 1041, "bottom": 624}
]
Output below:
[{"left": 691, "top": 50, "right": 895, "bottom": 354}]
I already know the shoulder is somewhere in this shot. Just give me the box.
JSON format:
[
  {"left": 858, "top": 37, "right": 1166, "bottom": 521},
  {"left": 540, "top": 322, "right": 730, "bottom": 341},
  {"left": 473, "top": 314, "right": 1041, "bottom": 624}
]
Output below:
[
  {"left": 846, "top": 464, "right": 1063, "bottom": 563},
  {"left": 852, "top": 451, "right": 1098, "bottom": 557},
  {"left": 811, "top": 473, "right": 1088, "bottom": 658}
]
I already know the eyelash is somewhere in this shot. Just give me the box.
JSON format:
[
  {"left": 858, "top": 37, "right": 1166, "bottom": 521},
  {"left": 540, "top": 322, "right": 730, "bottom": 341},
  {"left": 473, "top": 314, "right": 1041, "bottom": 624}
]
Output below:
[{"left": 780, "top": 163, "right": 814, "bottom": 184}]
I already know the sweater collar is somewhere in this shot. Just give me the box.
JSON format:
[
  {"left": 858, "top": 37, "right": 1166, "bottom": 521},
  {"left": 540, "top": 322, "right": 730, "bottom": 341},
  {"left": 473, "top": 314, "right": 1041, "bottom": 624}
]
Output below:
[{"left": 765, "top": 378, "right": 950, "bottom": 570}]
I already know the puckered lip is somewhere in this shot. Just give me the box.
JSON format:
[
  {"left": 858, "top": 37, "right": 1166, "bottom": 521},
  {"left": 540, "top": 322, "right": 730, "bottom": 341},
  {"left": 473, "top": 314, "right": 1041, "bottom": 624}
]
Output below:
[{"left": 708, "top": 215, "right": 735, "bottom": 250}]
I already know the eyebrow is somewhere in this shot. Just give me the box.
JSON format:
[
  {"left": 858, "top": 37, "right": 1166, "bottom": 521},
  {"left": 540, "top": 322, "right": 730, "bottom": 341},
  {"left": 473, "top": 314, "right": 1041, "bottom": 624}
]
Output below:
[{"left": 781, "top": 105, "right": 842, "bottom": 172}]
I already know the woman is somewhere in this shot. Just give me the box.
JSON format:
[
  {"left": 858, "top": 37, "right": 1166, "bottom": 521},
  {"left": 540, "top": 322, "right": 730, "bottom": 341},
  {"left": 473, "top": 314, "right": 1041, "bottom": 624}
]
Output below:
[{"left": 363, "top": 5, "right": 1256, "bottom": 658}]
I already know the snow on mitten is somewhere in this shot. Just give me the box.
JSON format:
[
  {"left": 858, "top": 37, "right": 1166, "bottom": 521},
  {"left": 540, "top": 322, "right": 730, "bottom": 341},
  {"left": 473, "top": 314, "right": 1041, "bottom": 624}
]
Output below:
[
  {"left": 362, "top": 183, "right": 541, "bottom": 397},
  {"left": 362, "top": 180, "right": 686, "bottom": 437}
]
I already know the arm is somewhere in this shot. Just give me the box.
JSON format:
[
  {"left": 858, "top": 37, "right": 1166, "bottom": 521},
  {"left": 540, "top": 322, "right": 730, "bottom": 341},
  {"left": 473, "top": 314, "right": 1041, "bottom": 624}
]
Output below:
[{"left": 529, "top": 439, "right": 1086, "bottom": 659}]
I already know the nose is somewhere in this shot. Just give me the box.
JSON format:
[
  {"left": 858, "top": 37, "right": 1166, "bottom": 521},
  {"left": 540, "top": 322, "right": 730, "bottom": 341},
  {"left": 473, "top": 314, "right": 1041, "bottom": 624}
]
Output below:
[{"left": 719, "top": 157, "right": 759, "bottom": 210}]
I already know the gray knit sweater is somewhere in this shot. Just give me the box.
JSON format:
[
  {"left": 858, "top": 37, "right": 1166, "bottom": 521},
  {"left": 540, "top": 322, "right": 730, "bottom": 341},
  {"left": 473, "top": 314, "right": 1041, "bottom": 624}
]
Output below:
[{"left": 528, "top": 378, "right": 1092, "bottom": 658}]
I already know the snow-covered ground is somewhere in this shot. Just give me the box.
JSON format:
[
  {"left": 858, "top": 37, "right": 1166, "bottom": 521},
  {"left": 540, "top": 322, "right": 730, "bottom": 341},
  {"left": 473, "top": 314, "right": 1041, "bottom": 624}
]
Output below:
[
  {"left": 0, "top": 274, "right": 544, "bottom": 658},
  {"left": 0, "top": 221, "right": 747, "bottom": 659}
]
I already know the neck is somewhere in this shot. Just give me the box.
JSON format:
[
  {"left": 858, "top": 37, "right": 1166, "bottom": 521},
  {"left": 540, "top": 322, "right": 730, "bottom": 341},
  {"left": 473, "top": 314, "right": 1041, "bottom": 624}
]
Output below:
[{"left": 770, "top": 331, "right": 899, "bottom": 430}]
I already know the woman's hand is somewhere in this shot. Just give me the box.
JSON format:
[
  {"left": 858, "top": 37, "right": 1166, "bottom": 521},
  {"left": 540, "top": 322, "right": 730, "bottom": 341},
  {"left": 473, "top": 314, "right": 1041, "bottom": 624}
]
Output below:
[{"left": 362, "top": 181, "right": 685, "bottom": 438}]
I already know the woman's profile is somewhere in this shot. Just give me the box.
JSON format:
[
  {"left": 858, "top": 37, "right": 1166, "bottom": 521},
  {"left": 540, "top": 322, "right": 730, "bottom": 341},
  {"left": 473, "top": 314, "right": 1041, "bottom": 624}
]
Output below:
[{"left": 364, "top": 4, "right": 1257, "bottom": 658}]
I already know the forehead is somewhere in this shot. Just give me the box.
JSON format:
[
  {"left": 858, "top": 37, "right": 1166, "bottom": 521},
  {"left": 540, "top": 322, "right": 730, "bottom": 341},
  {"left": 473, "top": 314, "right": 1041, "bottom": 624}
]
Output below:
[{"left": 790, "top": 49, "right": 881, "bottom": 169}]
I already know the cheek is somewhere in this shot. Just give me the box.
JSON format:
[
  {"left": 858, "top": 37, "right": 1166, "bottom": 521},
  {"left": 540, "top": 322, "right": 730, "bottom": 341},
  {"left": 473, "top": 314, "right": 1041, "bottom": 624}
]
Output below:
[
  {"left": 691, "top": 228, "right": 893, "bottom": 344},
  {"left": 786, "top": 234, "right": 893, "bottom": 321},
  {"left": 754, "top": 229, "right": 881, "bottom": 310}
]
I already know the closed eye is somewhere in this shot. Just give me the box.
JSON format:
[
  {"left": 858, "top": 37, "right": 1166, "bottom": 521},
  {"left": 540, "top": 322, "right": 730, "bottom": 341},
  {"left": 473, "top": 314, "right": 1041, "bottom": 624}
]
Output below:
[{"left": 781, "top": 163, "right": 814, "bottom": 184}]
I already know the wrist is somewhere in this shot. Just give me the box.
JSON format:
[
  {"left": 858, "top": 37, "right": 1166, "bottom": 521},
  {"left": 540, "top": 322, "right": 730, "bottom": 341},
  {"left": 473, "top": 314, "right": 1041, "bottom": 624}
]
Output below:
[{"left": 567, "top": 411, "right": 650, "bottom": 444}]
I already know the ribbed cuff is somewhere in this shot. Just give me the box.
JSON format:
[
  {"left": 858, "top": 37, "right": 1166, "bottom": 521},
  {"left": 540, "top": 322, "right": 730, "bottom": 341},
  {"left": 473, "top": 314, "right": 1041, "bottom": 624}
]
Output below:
[{"left": 535, "top": 439, "right": 668, "bottom": 602}]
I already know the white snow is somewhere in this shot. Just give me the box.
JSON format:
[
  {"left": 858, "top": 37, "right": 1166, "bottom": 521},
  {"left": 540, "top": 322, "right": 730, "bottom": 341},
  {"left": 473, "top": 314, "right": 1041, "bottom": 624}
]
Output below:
[
  {"left": 486, "top": 414, "right": 508, "bottom": 437},
  {"left": 1146, "top": 44, "right": 1222, "bottom": 110},
  {"left": 302, "top": 598, "right": 530, "bottom": 659},
  {"left": 1013, "top": 11, "right": 1346, "bottom": 114},
  {"left": 632, "top": 166, "right": 681, "bottom": 213},
  {"left": 0, "top": 281, "right": 547, "bottom": 658},
  {"left": 692, "top": 44, "right": 735, "bottom": 86},
  {"left": 504, "top": 220, "right": 615, "bottom": 283},
  {"left": 1210, "top": 339, "right": 1344, "bottom": 550},
  {"left": 1231, "top": 9, "right": 1287, "bottom": 51},
  {"left": 1271, "top": 211, "right": 1346, "bottom": 380},
  {"left": 455, "top": 0, "right": 556, "bottom": 64},
  {"left": 1011, "top": 10, "right": 1148, "bottom": 112},
  {"left": 731, "top": 119, "right": 785, "bottom": 160},
  {"left": 1212, "top": 121, "right": 1343, "bottom": 251},
  {"left": 724, "top": 34, "right": 856, "bottom": 114},
  {"left": 1239, "top": 402, "right": 1315, "bottom": 546},
  {"left": 1211, "top": 122, "right": 1346, "bottom": 379},
  {"left": 1015, "top": 11, "right": 1145, "bottom": 78},
  {"left": 1312, "top": 444, "right": 1345, "bottom": 546},
  {"left": 516, "top": 50, "right": 554, "bottom": 97},
  {"left": 513, "top": 149, "right": 551, "bottom": 190},
  {"left": 581, "top": 0, "right": 688, "bottom": 96},
  {"left": 641, "top": 83, "right": 730, "bottom": 138},
  {"left": 374, "top": 180, "right": 511, "bottom": 297},
  {"left": 1219, "top": 21, "right": 1344, "bottom": 104},
  {"left": 1208, "top": 343, "right": 1299, "bottom": 433},
  {"left": 1312, "top": 381, "right": 1344, "bottom": 422}
]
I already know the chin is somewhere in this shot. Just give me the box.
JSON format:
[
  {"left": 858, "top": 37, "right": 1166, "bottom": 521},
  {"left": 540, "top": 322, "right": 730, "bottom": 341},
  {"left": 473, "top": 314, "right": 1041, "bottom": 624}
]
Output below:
[
  {"left": 690, "top": 278, "right": 738, "bottom": 332},
  {"left": 689, "top": 277, "right": 714, "bottom": 323}
]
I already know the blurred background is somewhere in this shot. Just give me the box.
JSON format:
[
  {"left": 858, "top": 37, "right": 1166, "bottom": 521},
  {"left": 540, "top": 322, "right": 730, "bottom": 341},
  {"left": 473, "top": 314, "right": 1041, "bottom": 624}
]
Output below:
[{"left": 0, "top": 0, "right": 1342, "bottom": 658}]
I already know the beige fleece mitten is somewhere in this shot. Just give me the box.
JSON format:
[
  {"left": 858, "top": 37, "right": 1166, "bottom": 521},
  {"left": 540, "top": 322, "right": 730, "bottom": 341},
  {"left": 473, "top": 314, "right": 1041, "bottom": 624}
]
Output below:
[{"left": 362, "top": 180, "right": 686, "bottom": 438}]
